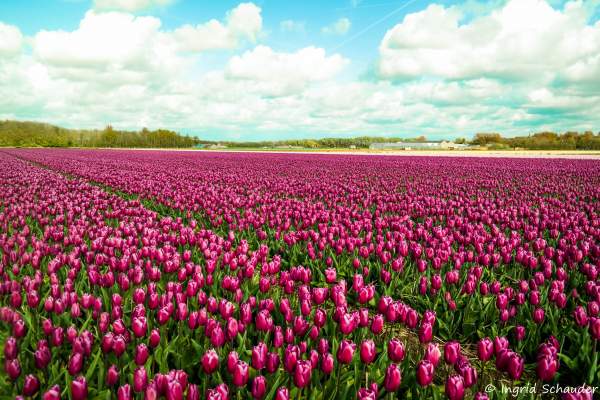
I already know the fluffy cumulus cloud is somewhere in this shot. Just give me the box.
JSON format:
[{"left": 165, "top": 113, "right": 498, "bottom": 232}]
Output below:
[
  {"left": 34, "top": 12, "right": 163, "bottom": 70},
  {"left": 1, "top": 0, "right": 600, "bottom": 139},
  {"left": 322, "top": 17, "right": 351, "bottom": 35},
  {"left": 225, "top": 46, "right": 348, "bottom": 95},
  {"left": 378, "top": 0, "right": 600, "bottom": 81},
  {"left": 171, "top": 3, "right": 262, "bottom": 52},
  {"left": 0, "top": 22, "right": 23, "bottom": 56},
  {"left": 94, "top": 0, "right": 174, "bottom": 12}
]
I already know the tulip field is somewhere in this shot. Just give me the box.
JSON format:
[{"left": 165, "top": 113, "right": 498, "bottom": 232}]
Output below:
[{"left": 1, "top": 149, "right": 599, "bottom": 400}]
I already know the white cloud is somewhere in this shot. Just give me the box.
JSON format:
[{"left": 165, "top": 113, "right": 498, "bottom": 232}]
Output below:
[
  {"left": 170, "top": 3, "right": 262, "bottom": 52},
  {"left": 34, "top": 12, "right": 163, "bottom": 69},
  {"left": 378, "top": 0, "right": 600, "bottom": 81},
  {"left": 322, "top": 17, "right": 351, "bottom": 35},
  {"left": 94, "top": 0, "right": 174, "bottom": 12},
  {"left": 227, "top": 46, "right": 348, "bottom": 83},
  {"left": 280, "top": 20, "right": 305, "bottom": 33},
  {"left": 0, "top": 22, "right": 23, "bottom": 57}
]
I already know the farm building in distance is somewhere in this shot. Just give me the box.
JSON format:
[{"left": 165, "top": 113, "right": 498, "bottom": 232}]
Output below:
[{"left": 369, "top": 141, "right": 470, "bottom": 150}]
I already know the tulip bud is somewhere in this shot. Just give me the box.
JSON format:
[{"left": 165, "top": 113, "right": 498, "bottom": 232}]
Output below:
[
  {"left": 284, "top": 346, "right": 299, "bottom": 373},
  {"left": 71, "top": 376, "right": 88, "bottom": 400},
  {"left": 416, "top": 360, "right": 435, "bottom": 386},
  {"left": 68, "top": 352, "right": 84, "bottom": 376},
  {"left": 337, "top": 340, "right": 356, "bottom": 364},
  {"left": 4, "top": 336, "right": 18, "bottom": 360},
  {"left": 477, "top": 338, "right": 494, "bottom": 361},
  {"left": 252, "top": 376, "right": 267, "bottom": 399},
  {"left": 135, "top": 343, "right": 149, "bottom": 366},
  {"left": 384, "top": 364, "right": 402, "bottom": 392},
  {"left": 23, "top": 374, "right": 40, "bottom": 396},
  {"left": 536, "top": 355, "right": 558, "bottom": 382},
  {"left": 387, "top": 338, "right": 405, "bottom": 362},
  {"left": 320, "top": 352, "right": 334, "bottom": 374},
  {"left": 533, "top": 308, "right": 545, "bottom": 324},
  {"left": 293, "top": 360, "right": 312, "bottom": 388},
  {"left": 507, "top": 354, "right": 524, "bottom": 380},
  {"left": 107, "top": 365, "right": 119, "bottom": 386},
  {"left": 265, "top": 352, "right": 280, "bottom": 373},
  {"left": 149, "top": 329, "right": 160, "bottom": 348},
  {"left": 133, "top": 366, "right": 148, "bottom": 393},
  {"left": 132, "top": 317, "right": 147, "bottom": 338},
  {"left": 187, "top": 384, "right": 200, "bottom": 400},
  {"left": 370, "top": 314, "right": 384, "bottom": 334},
  {"left": 444, "top": 341, "right": 461, "bottom": 365},
  {"left": 445, "top": 375, "right": 465, "bottom": 400},
  {"left": 360, "top": 339, "right": 376, "bottom": 364},
  {"left": 227, "top": 351, "right": 239, "bottom": 374},
  {"left": 202, "top": 349, "right": 219, "bottom": 374},
  {"left": 275, "top": 387, "right": 289, "bottom": 400},
  {"left": 232, "top": 360, "right": 249, "bottom": 387},
  {"left": 424, "top": 343, "right": 441, "bottom": 366},
  {"left": 166, "top": 380, "right": 183, "bottom": 400},
  {"left": 252, "top": 342, "right": 267, "bottom": 370},
  {"left": 117, "top": 384, "right": 132, "bottom": 400},
  {"left": 419, "top": 322, "right": 433, "bottom": 343},
  {"left": 356, "top": 387, "right": 376, "bottom": 400},
  {"left": 514, "top": 326, "right": 526, "bottom": 342},
  {"left": 43, "top": 385, "right": 61, "bottom": 400}
]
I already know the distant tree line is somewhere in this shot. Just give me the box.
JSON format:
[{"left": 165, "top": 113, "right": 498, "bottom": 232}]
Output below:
[
  {"left": 469, "top": 131, "right": 600, "bottom": 150},
  {"left": 2, "top": 120, "right": 599, "bottom": 150},
  {"left": 0, "top": 120, "right": 198, "bottom": 148},
  {"left": 201, "top": 136, "right": 429, "bottom": 149}
]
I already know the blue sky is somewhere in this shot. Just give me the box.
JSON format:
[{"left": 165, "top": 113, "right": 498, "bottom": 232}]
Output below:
[{"left": 1, "top": 0, "right": 599, "bottom": 140}]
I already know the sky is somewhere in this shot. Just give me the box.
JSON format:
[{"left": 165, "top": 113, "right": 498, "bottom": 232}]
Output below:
[{"left": 1, "top": 0, "right": 600, "bottom": 141}]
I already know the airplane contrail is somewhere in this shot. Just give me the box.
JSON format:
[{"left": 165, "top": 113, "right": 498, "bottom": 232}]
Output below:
[{"left": 331, "top": 0, "right": 422, "bottom": 52}]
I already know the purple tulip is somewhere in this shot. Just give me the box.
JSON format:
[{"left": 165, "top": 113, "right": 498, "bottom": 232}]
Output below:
[
  {"left": 419, "top": 322, "right": 433, "bottom": 343},
  {"left": 68, "top": 352, "right": 84, "bottom": 376},
  {"left": 23, "top": 374, "right": 40, "bottom": 396},
  {"left": 293, "top": 360, "right": 312, "bottom": 388},
  {"left": 107, "top": 364, "right": 119, "bottom": 386},
  {"left": 149, "top": 329, "right": 161, "bottom": 348},
  {"left": 424, "top": 343, "right": 441, "bottom": 366},
  {"left": 187, "top": 384, "right": 200, "bottom": 400},
  {"left": 444, "top": 341, "right": 461, "bottom": 365},
  {"left": 135, "top": 343, "right": 150, "bottom": 366},
  {"left": 43, "top": 385, "right": 61, "bottom": 400},
  {"left": 202, "top": 349, "right": 219, "bottom": 374},
  {"left": 166, "top": 380, "right": 183, "bottom": 400},
  {"left": 4, "top": 336, "right": 18, "bottom": 360},
  {"left": 251, "top": 376, "right": 267, "bottom": 399},
  {"left": 252, "top": 342, "right": 267, "bottom": 370},
  {"left": 507, "top": 353, "right": 524, "bottom": 380},
  {"left": 384, "top": 363, "right": 402, "bottom": 392},
  {"left": 387, "top": 338, "right": 405, "bottom": 362},
  {"left": 416, "top": 360, "right": 435, "bottom": 386},
  {"left": 5, "top": 358, "right": 21, "bottom": 380},
  {"left": 133, "top": 366, "right": 148, "bottom": 393},
  {"left": 475, "top": 338, "right": 492, "bottom": 361},
  {"left": 537, "top": 355, "right": 558, "bottom": 381},
  {"left": 71, "top": 376, "right": 88, "bottom": 400},
  {"left": 232, "top": 360, "right": 249, "bottom": 387},
  {"left": 337, "top": 339, "right": 356, "bottom": 364},
  {"left": 360, "top": 339, "right": 377, "bottom": 364},
  {"left": 357, "top": 387, "right": 377, "bottom": 400},
  {"left": 533, "top": 308, "right": 545, "bottom": 324},
  {"left": 275, "top": 387, "right": 289, "bottom": 400},
  {"left": 117, "top": 384, "right": 132, "bottom": 400},
  {"left": 445, "top": 375, "right": 465, "bottom": 400}
]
